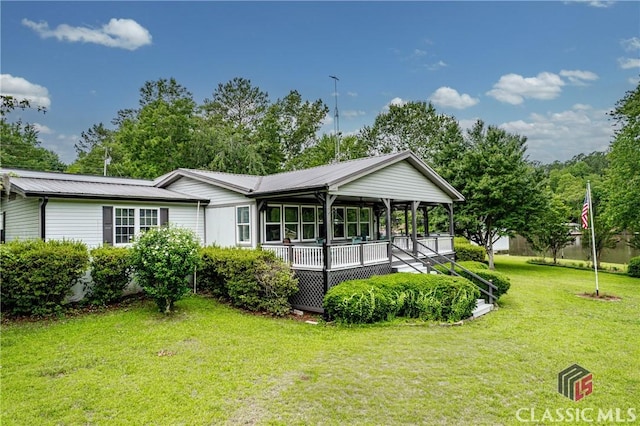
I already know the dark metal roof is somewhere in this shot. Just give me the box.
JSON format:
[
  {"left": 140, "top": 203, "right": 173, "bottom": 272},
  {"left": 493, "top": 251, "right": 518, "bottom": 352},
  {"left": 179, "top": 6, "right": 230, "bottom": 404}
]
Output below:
[
  {"left": 1, "top": 168, "right": 209, "bottom": 203},
  {"left": 156, "top": 151, "right": 465, "bottom": 201}
]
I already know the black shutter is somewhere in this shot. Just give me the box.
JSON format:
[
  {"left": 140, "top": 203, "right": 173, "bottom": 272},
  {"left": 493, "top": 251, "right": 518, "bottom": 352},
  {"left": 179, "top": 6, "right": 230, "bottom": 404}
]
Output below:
[
  {"left": 160, "top": 208, "right": 169, "bottom": 226},
  {"left": 103, "top": 206, "right": 113, "bottom": 245}
]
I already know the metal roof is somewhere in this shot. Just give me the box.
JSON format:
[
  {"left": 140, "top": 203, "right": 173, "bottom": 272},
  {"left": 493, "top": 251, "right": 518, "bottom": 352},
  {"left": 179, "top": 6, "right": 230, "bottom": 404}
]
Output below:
[
  {"left": 1, "top": 168, "right": 208, "bottom": 203},
  {"left": 157, "top": 151, "right": 465, "bottom": 201}
]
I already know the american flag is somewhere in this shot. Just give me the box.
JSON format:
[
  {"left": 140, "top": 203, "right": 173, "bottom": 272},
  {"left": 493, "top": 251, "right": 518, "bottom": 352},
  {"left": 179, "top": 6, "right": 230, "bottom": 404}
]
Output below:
[{"left": 581, "top": 192, "right": 589, "bottom": 229}]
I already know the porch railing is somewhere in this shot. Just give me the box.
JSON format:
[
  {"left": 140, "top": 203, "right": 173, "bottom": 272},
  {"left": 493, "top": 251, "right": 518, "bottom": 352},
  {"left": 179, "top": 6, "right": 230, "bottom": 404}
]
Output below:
[{"left": 393, "top": 235, "right": 454, "bottom": 253}]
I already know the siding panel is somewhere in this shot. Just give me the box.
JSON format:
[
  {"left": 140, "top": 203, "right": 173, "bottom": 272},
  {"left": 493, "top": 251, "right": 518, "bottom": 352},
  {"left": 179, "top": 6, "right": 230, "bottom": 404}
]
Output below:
[
  {"left": 3, "top": 196, "right": 40, "bottom": 241},
  {"left": 335, "top": 161, "right": 452, "bottom": 203}
]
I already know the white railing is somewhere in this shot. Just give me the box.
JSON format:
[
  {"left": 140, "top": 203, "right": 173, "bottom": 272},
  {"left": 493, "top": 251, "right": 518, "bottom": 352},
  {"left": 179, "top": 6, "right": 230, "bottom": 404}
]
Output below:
[
  {"left": 292, "top": 246, "right": 323, "bottom": 269},
  {"left": 417, "top": 237, "right": 437, "bottom": 252},
  {"left": 363, "top": 241, "right": 389, "bottom": 265},
  {"left": 263, "top": 245, "right": 290, "bottom": 262},
  {"left": 393, "top": 236, "right": 412, "bottom": 251},
  {"left": 329, "top": 245, "right": 361, "bottom": 269}
]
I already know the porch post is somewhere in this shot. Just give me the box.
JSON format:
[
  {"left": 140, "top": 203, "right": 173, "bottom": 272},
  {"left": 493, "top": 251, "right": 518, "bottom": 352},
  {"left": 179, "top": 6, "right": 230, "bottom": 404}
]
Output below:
[
  {"left": 322, "top": 194, "right": 337, "bottom": 293},
  {"left": 423, "top": 206, "right": 430, "bottom": 237},
  {"left": 404, "top": 205, "right": 409, "bottom": 237},
  {"left": 382, "top": 198, "right": 392, "bottom": 262},
  {"left": 256, "top": 200, "right": 266, "bottom": 247},
  {"left": 412, "top": 201, "right": 419, "bottom": 255}
]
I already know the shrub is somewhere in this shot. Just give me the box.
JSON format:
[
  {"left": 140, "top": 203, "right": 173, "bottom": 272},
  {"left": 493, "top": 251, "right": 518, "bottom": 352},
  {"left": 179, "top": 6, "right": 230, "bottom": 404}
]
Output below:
[
  {"left": 453, "top": 237, "right": 487, "bottom": 262},
  {"left": 130, "top": 225, "right": 200, "bottom": 313},
  {"left": 0, "top": 239, "right": 89, "bottom": 316},
  {"left": 198, "top": 247, "right": 299, "bottom": 316},
  {"left": 456, "top": 268, "right": 511, "bottom": 300},
  {"left": 323, "top": 273, "right": 479, "bottom": 324},
  {"left": 86, "top": 246, "right": 133, "bottom": 306},
  {"left": 629, "top": 256, "right": 640, "bottom": 278}
]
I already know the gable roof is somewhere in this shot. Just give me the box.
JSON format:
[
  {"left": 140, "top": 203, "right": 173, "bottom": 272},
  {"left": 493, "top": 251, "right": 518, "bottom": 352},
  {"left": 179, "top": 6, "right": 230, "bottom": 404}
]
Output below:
[
  {"left": 1, "top": 168, "right": 209, "bottom": 203},
  {"left": 156, "top": 151, "right": 464, "bottom": 201}
]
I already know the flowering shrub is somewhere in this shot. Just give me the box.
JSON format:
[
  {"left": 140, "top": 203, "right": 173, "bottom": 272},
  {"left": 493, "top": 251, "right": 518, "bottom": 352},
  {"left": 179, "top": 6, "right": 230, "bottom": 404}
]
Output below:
[{"left": 130, "top": 225, "right": 200, "bottom": 313}]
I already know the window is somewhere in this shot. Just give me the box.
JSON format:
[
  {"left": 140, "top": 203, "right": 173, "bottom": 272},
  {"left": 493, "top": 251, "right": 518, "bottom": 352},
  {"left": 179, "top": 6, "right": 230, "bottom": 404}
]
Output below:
[
  {"left": 284, "top": 206, "right": 299, "bottom": 241},
  {"left": 317, "top": 207, "right": 325, "bottom": 239},
  {"left": 236, "top": 206, "right": 251, "bottom": 243},
  {"left": 115, "top": 208, "right": 135, "bottom": 244},
  {"left": 265, "top": 205, "right": 281, "bottom": 242},
  {"left": 346, "top": 207, "right": 359, "bottom": 238},
  {"left": 360, "top": 208, "right": 371, "bottom": 238},
  {"left": 301, "top": 207, "right": 316, "bottom": 240},
  {"left": 332, "top": 207, "right": 345, "bottom": 239},
  {"left": 139, "top": 209, "right": 159, "bottom": 232}
]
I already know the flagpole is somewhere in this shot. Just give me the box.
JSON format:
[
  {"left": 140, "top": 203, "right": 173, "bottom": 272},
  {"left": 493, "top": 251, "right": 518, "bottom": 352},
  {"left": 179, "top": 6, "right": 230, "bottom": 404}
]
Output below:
[{"left": 587, "top": 181, "right": 599, "bottom": 296}]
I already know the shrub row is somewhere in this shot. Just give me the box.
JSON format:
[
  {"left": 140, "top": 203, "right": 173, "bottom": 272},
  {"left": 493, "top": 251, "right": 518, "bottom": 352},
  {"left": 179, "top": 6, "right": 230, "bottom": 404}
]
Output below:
[
  {"left": 0, "top": 240, "right": 90, "bottom": 316},
  {"left": 454, "top": 236, "right": 487, "bottom": 263},
  {"left": 629, "top": 256, "right": 640, "bottom": 278},
  {"left": 323, "top": 273, "right": 480, "bottom": 324},
  {"left": 198, "top": 247, "right": 299, "bottom": 316},
  {"left": 434, "top": 260, "right": 510, "bottom": 301}
]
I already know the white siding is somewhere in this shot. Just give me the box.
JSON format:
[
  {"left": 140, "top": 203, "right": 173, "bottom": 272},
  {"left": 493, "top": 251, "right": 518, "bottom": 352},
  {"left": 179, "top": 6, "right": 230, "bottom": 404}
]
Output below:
[
  {"left": 335, "top": 161, "right": 453, "bottom": 203},
  {"left": 205, "top": 202, "right": 257, "bottom": 248},
  {"left": 167, "top": 177, "right": 249, "bottom": 205},
  {"left": 2, "top": 196, "right": 40, "bottom": 241},
  {"left": 46, "top": 199, "right": 203, "bottom": 249}
]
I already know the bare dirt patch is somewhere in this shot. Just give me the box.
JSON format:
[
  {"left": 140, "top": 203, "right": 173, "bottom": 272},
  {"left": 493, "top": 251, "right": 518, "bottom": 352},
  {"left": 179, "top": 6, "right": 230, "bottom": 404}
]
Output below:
[{"left": 578, "top": 292, "right": 621, "bottom": 301}]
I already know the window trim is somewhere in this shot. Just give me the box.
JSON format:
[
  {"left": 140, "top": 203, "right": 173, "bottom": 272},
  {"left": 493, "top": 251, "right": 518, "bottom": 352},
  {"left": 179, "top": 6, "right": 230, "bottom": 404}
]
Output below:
[
  {"left": 113, "top": 206, "right": 161, "bottom": 246},
  {"left": 236, "top": 205, "right": 252, "bottom": 245}
]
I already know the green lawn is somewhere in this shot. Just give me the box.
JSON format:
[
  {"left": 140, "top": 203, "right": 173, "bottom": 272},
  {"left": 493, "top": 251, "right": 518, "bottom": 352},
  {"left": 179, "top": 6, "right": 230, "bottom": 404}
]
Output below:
[{"left": 2, "top": 255, "right": 639, "bottom": 425}]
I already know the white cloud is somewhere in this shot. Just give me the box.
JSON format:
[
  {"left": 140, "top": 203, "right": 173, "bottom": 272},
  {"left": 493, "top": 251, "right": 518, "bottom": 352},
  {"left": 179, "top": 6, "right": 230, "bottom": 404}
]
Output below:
[
  {"left": 342, "top": 110, "right": 366, "bottom": 119},
  {"left": 412, "top": 49, "right": 427, "bottom": 57},
  {"left": 487, "top": 72, "right": 565, "bottom": 104},
  {"left": 0, "top": 74, "right": 51, "bottom": 108},
  {"left": 429, "top": 87, "right": 479, "bottom": 109},
  {"left": 499, "top": 104, "right": 613, "bottom": 163},
  {"left": 621, "top": 37, "right": 640, "bottom": 51},
  {"left": 618, "top": 57, "right": 640, "bottom": 69},
  {"left": 629, "top": 76, "right": 640, "bottom": 86},
  {"left": 559, "top": 69, "right": 599, "bottom": 85},
  {"left": 22, "top": 18, "right": 152, "bottom": 50},
  {"left": 384, "top": 97, "right": 407, "bottom": 110},
  {"left": 32, "top": 123, "right": 53, "bottom": 134},
  {"left": 565, "top": 0, "right": 616, "bottom": 8},
  {"left": 347, "top": 91, "right": 358, "bottom": 97},
  {"left": 426, "top": 60, "right": 448, "bottom": 71}
]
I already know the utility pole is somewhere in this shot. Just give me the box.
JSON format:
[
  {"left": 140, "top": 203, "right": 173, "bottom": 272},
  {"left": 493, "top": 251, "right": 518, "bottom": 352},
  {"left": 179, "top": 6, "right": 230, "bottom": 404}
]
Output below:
[{"left": 329, "top": 75, "right": 340, "bottom": 162}]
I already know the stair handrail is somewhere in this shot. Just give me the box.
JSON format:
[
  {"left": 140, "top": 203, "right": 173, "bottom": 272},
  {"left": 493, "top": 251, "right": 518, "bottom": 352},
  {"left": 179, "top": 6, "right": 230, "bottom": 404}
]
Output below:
[
  {"left": 414, "top": 240, "right": 498, "bottom": 304},
  {"left": 390, "top": 243, "right": 431, "bottom": 274}
]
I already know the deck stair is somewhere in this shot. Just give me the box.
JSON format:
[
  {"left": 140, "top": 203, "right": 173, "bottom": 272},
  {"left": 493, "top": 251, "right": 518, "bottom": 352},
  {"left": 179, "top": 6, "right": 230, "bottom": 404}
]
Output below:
[
  {"left": 472, "top": 298, "right": 493, "bottom": 318},
  {"left": 392, "top": 262, "right": 429, "bottom": 274}
]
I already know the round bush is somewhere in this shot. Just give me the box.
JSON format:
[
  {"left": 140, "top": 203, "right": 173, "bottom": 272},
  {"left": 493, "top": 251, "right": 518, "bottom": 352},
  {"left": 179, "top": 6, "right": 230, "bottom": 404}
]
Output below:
[
  {"left": 629, "top": 256, "right": 640, "bottom": 278},
  {"left": 130, "top": 225, "right": 200, "bottom": 313}
]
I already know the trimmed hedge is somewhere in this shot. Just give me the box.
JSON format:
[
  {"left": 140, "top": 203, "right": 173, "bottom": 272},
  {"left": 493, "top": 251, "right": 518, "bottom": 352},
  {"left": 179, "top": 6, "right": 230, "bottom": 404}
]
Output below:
[
  {"left": 323, "top": 273, "right": 480, "bottom": 324},
  {"left": 454, "top": 236, "right": 487, "bottom": 262},
  {"left": 86, "top": 246, "right": 133, "bottom": 306},
  {"left": 432, "top": 261, "right": 510, "bottom": 300},
  {"left": 198, "top": 247, "right": 299, "bottom": 316},
  {"left": 629, "top": 256, "right": 640, "bottom": 278},
  {"left": 0, "top": 239, "right": 89, "bottom": 316}
]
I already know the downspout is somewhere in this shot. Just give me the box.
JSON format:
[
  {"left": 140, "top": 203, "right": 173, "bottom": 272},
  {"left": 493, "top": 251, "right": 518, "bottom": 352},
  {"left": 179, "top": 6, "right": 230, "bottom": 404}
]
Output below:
[
  {"left": 194, "top": 201, "right": 200, "bottom": 294},
  {"left": 39, "top": 197, "right": 49, "bottom": 240}
]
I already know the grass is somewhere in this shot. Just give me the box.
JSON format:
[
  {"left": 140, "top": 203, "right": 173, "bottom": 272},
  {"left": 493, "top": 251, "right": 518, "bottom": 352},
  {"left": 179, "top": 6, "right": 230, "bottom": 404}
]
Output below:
[{"left": 2, "top": 255, "right": 639, "bottom": 425}]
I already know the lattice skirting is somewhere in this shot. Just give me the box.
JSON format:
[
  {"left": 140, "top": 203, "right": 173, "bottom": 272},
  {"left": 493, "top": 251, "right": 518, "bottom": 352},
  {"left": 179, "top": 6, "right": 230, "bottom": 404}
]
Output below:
[{"left": 289, "top": 264, "right": 393, "bottom": 313}]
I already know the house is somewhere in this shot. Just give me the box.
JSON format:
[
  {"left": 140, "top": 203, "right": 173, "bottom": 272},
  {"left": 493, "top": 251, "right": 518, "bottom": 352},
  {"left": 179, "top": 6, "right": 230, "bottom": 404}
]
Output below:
[{"left": 1, "top": 151, "right": 466, "bottom": 311}]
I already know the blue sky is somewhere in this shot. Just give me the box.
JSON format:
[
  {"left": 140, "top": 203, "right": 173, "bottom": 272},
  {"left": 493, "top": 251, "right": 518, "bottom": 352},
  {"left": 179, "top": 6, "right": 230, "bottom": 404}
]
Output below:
[{"left": 2, "top": 1, "right": 639, "bottom": 166}]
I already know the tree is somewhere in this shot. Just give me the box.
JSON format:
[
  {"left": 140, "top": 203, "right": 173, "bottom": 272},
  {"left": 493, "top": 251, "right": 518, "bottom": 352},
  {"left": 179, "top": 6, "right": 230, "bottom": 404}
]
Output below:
[
  {"left": 286, "top": 134, "right": 369, "bottom": 170},
  {"left": 66, "top": 123, "right": 115, "bottom": 175},
  {"left": 522, "top": 195, "right": 574, "bottom": 264},
  {"left": 359, "top": 101, "right": 467, "bottom": 175},
  {"left": 0, "top": 95, "right": 65, "bottom": 171},
  {"left": 453, "top": 121, "right": 546, "bottom": 269},
  {"left": 258, "top": 90, "right": 328, "bottom": 170},
  {"left": 604, "top": 82, "right": 640, "bottom": 234},
  {"left": 115, "top": 78, "right": 198, "bottom": 178}
]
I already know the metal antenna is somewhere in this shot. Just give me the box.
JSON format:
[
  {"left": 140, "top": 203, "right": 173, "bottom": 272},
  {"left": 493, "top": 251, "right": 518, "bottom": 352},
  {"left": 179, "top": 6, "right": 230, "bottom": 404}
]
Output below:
[{"left": 329, "top": 75, "right": 340, "bottom": 162}]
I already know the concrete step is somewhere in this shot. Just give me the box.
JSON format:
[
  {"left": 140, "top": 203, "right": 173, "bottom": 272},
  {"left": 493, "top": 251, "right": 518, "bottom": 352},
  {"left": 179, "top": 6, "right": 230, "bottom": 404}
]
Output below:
[
  {"left": 472, "top": 299, "right": 493, "bottom": 318},
  {"left": 393, "top": 263, "right": 428, "bottom": 274}
]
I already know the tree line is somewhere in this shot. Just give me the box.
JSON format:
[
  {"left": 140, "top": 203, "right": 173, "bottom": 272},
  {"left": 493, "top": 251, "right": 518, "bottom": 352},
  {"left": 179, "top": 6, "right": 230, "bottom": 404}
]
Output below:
[{"left": 1, "top": 77, "right": 638, "bottom": 269}]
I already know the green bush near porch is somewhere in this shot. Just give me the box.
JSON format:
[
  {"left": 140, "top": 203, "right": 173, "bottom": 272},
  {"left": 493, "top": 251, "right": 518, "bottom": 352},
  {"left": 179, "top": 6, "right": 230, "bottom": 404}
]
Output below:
[
  {"left": 85, "top": 246, "right": 133, "bottom": 306},
  {"left": 454, "top": 236, "right": 487, "bottom": 262},
  {"left": 628, "top": 256, "right": 640, "bottom": 278},
  {"left": 323, "top": 273, "right": 480, "bottom": 324},
  {"left": 198, "top": 246, "right": 299, "bottom": 316}
]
